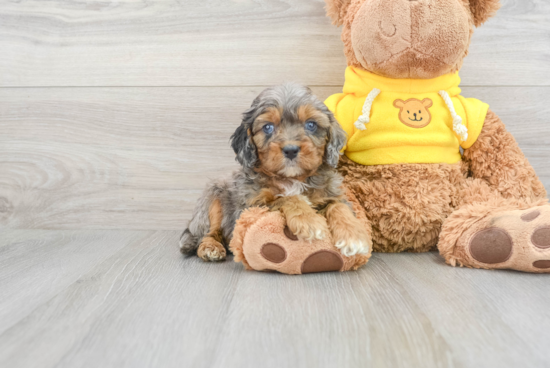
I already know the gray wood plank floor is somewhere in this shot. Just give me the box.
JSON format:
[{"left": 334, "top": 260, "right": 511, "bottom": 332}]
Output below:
[
  {"left": 1, "top": 229, "right": 549, "bottom": 368},
  {"left": 1, "top": 0, "right": 549, "bottom": 367}
]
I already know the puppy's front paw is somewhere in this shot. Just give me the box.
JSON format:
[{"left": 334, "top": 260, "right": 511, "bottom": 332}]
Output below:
[
  {"left": 332, "top": 222, "right": 371, "bottom": 257},
  {"left": 286, "top": 212, "right": 329, "bottom": 242},
  {"left": 335, "top": 237, "right": 370, "bottom": 257}
]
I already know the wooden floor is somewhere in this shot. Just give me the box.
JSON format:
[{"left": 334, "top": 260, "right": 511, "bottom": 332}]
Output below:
[
  {"left": 0, "top": 229, "right": 549, "bottom": 368},
  {"left": 1, "top": 0, "right": 549, "bottom": 367}
]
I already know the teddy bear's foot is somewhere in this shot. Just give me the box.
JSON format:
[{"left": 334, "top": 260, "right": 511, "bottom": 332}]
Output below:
[
  {"left": 243, "top": 213, "right": 345, "bottom": 274},
  {"left": 230, "top": 208, "right": 370, "bottom": 275},
  {"left": 440, "top": 205, "right": 550, "bottom": 273},
  {"left": 260, "top": 242, "right": 344, "bottom": 274}
]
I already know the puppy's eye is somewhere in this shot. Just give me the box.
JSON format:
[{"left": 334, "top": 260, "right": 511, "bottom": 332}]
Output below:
[
  {"left": 262, "top": 123, "right": 274, "bottom": 135},
  {"left": 305, "top": 121, "right": 318, "bottom": 132}
]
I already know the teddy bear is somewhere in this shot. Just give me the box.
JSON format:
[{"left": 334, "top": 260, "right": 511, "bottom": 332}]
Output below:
[{"left": 230, "top": 0, "right": 550, "bottom": 274}]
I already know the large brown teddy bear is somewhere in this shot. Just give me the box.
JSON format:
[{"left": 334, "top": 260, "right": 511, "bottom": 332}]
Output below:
[{"left": 231, "top": 0, "right": 550, "bottom": 273}]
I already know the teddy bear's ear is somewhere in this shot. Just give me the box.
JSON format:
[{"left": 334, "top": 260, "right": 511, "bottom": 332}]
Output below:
[
  {"left": 468, "top": 0, "right": 501, "bottom": 27},
  {"left": 422, "top": 99, "right": 433, "bottom": 108},
  {"left": 325, "top": 0, "right": 353, "bottom": 26},
  {"left": 393, "top": 100, "right": 405, "bottom": 109}
]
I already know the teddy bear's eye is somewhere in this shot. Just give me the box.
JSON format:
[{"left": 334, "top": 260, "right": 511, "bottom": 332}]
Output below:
[
  {"left": 407, "top": 110, "right": 410, "bottom": 114},
  {"left": 419, "top": 110, "right": 422, "bottom": 114}
]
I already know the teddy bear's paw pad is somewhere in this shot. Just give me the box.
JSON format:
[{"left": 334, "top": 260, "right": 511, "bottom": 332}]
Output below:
[
  {"left": 533, "top": 260, "right": 550, "bottom": 269},
  {"left": 521, "top": 210, "right": 541, "bottom": 222},
  {"left": 260, "top": 243, "right": 287, "bottom": 264},
  {"left": 283, "top": 226, "right": 299, "bottom": 241},
  {"left": 301, "top": 250, "right": 344, "bottom": 274},
  {"left": 469, "top": 228, "right": 513, "bottom": 264},
  {"left": 531, "top": 227, "right": 550, "bottom": 249}
]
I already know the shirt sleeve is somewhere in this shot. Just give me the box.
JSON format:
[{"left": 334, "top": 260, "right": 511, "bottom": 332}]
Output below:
[{"left": 456, "top": 95, "right": 490, "bottom": 149}]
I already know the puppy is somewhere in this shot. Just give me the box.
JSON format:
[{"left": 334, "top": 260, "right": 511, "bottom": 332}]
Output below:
[{"left": 180, "top": 83, "right": 370, "bottom": 262}]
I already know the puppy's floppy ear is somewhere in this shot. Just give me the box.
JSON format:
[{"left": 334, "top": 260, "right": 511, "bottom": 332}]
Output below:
[
  {"left": 325, "top": 0, "right": 353, "bottom": 26},
  {"left": 324, "top": 110, "right": 347, "bottom": 168},
  {"left": 468, "top": 0, "right": 501, "bottom": 27},
  {"left": 230, "top": 104, "right": 259, "bottom": 169}
]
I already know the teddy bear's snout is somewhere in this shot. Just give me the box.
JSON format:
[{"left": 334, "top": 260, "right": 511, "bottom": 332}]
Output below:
[
  {"left": 350, "top": 0, "right": 471, "bottom": 78},
  {"left": 378, "top": 21, "right": 397, "bottom": 38}
]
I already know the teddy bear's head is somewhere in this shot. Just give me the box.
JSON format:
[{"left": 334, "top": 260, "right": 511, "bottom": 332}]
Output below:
[{"left": 325, "top": 0, "right": 500, "bottom": 79}]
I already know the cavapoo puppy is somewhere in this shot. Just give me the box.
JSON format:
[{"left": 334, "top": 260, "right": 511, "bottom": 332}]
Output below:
[{"left": 180, "top": 83, "right": 370, "bottom": 262}]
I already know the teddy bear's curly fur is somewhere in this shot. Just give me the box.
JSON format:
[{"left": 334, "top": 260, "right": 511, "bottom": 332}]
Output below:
[
  {"left": 339, "top": 110, "right": 547, "bottom": 255},
  {"left": 326, "top": 0, "right": 550, "bottom": 272}
]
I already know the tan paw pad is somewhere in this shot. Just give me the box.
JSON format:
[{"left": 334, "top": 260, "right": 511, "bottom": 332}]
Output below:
[
  {"left": 531, "top": 227, "right": 550, "bottom": 249},
  {"left": 469, "top": 228, "right": 513, "bottom": 264},
  {"left": 260, "top": 243, "right": 287, "bottom": 263},
  {"left": 283, "top": 226, "right": 298, "bottom": 241},
  {"left": 521, "top": 210, "right": 541, "bottom": 222},
  {"left": 301, "top": 250, "right": 344, "bottom": 274},
  {"left": 533, "top": 260, "right": 550, "bottom": 269}
]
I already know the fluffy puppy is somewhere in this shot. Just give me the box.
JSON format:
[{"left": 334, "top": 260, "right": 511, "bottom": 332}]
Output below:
[{"left": 180, "top": 83, "right": 370, "bottom": 262}]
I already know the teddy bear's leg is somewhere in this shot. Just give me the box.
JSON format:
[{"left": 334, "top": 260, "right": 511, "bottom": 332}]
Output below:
[
  {"left": 229, "top": 208, "right": 370, "bottom": 274},
  {"left": 463, "top": 110, "right": 546, "bottom": 203},
  {"left": 438, "top": 109, "right": 550, "bottom": 272},
  {"left": 439, "top": 178, "right": 550, "bottom": 272}
]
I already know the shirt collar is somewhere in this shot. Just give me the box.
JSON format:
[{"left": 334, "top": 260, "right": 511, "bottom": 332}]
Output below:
[{"left": 342, "top": 67, "right": 462, "bottom": 96}]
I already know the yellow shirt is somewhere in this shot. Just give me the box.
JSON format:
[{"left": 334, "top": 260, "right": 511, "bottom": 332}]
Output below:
[{"left": 325, "top": 67, "right": 489, "bottom": 165}]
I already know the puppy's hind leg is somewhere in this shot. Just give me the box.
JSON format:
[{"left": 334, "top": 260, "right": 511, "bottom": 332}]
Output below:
[
  {"left": 179, "top": 193, "right": 215, "bottom": 255},
  {"left": 196, "top": 198, "right": 227, "bottom": 262},
  {"left": 179, "top": 228, "right": 198, "bottom": 255}
]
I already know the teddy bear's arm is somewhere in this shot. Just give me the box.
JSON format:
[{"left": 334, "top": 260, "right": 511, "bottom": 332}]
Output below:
[{"left": 463, "top": 109, "right": 547, "bottom": 202}]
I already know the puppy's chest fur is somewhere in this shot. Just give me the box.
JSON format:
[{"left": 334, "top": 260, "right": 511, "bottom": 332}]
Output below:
[
  {"left": 277, "top": 180, "right": 311, "bottom": 198},
  {"left": 244, "top": 167, "right": 345, "bottom": 210}
]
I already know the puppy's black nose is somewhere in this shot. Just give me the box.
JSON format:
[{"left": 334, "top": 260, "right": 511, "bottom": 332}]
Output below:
[{"left": 283, "top": 145, "right": 300, "bottom": 160}]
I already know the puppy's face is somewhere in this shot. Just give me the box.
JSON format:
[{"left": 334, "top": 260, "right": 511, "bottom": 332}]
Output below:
[
  {"left": 231, "top": 84, "right": 346, "bottom": 178},
  {"left": 251, "top": 104, "right": 332, "bottom": 178}
]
